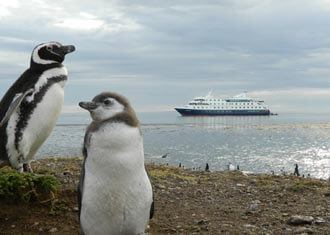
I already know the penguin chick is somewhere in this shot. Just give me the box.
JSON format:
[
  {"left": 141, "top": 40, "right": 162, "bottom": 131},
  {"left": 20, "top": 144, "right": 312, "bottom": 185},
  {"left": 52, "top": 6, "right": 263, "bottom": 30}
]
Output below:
[
  {"left": 78, "top": 92, "right": 154, "bottom": 235},
  {"left": 0, "top": 41, "right": 75, "bottom": 172}
]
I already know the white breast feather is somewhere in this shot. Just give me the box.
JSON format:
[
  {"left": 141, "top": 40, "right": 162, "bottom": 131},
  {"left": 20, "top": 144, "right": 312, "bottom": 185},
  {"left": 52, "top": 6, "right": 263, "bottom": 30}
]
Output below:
[
  {"left": 6, "top": 67, "right": 67, "bottom": 169},
  {"left": 81, "top": 123, "right": 153, "bottom": 235},
  {"left": 26, "top": 67, "right": 67, "bottom": 102}
]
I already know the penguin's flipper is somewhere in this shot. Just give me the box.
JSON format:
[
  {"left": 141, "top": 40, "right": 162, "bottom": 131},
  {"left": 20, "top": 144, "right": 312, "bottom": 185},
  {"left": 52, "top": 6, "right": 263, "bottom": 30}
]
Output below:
[
  {"left": 78, "top": 158, "right": 86, "bottom": 219},
  {"left": 78, "top": 130, "right": 90, "bottom": 219},
  {"left": 145, "top": 165, "right": 154, "bottom": 219},
  {"left": 0, "top": 88, "right": 34, "bottom": 127}
]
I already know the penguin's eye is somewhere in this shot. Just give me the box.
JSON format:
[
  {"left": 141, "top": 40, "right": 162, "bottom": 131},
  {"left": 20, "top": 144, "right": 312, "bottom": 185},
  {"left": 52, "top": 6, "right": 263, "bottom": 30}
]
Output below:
[
  {"left": 46, "top": 46, "right": 53, "bottom": 51},
  {"left": 103, "top": 100, "right": 112, "bottom": 105}
]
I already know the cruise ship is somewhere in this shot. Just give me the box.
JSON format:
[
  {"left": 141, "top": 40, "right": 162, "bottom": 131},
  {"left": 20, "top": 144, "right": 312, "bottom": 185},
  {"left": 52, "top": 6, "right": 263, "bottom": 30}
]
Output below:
[{"left": 175, "top": 92, "right": 271, "bottom": 116}]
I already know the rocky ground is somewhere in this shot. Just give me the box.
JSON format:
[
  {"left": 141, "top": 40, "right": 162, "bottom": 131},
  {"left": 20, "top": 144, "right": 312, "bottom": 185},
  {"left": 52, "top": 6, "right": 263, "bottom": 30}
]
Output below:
[{"left": 0, "top": 158, "right": 330, "bottom": 235}]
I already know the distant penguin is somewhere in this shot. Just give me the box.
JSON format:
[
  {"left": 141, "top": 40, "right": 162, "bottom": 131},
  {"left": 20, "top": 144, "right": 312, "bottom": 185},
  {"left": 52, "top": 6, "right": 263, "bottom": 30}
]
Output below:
[
  {"left": 78, "top": 92, "right": 154, "bottom": 235},
  {"left": 0, "top": 42, "right": 75, "bottom": 172},
  {"left": 294, "top": 164, "right": 300, "bottom": 176},
  {"left": 205, "top": 163, "right": 210, "bottom": 172},
  {"left": 227, "top": 162, "right": 235, "bottom": 171}
]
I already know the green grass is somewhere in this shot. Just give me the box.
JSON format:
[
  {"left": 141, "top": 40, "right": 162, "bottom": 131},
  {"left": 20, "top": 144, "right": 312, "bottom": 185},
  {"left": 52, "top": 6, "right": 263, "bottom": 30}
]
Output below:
[{"left": 0, "top": 167, "right": 59, "bottom": 203}]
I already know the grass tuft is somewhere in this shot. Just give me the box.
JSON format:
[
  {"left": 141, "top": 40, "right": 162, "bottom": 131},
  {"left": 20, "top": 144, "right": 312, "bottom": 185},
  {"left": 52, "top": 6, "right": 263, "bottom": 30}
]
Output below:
[{"left": 0, "top": 167, "right": 59, "bottom": 203}]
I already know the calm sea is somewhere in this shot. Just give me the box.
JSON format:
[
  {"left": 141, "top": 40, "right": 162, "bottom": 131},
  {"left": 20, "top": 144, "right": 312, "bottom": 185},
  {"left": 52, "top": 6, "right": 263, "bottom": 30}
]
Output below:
[{"left": 37, "top": 112, "right": 330, "bottom": 179}]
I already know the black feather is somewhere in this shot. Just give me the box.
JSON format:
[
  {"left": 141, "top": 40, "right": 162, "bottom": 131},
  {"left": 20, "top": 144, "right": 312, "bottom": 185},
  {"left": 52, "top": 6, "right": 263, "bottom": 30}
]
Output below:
[
  {"left": 145, "top": 166, "right": 155, "bottom": 219},
  {"left": 0, "top": 65, "right": 60, "bottom": 162}
]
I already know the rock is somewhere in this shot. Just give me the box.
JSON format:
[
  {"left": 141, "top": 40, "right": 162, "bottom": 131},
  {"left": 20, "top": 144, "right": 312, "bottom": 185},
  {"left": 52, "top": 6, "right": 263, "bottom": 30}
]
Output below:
[
  {"left": 30, "top": 222, "right": 39, "bottom": 227},
  {"left": 49, "top": 227, "right": 58, "bottom": 233},
  {"left": 63, "top": 171, "right": 72, "bottom": 176},
  {"left": 246, "top": 200, "right": 261, "bottom": 213},
  {"left": 293, "top": 227, "right": 313, "bottom": 234},
  {"left": 11, "top": 225, "right": 15, "bottom": 228},
  {"left": 156, "top": 184, "right": 166, "bottom": 189},
  {"left": 73, "top": 207, "right": 79, "bottom": 212},
  {"left": 248, "top": 203, "right": 259, "bottom": 211},
  {"left": 243, "top": 224, "right": 257, "bottom": 229},
  {"left": 249, "top": 179, "right": 257, "bottom": 184},
  {"left": 324, "top": 192, "right": 330, "bottom": 197},
  {"left": 197, "top": 219, "right": 208, "bottom": 225},
  {"left": 288, "top": 215, "right": 314, "bottom": 225},
  {"left": 314, "top": 217, "right": 326, "bottom": 225}
]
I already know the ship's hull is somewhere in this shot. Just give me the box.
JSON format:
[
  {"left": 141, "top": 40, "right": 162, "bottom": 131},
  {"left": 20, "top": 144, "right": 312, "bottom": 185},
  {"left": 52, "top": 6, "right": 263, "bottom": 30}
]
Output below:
[{"left": 175, "top": 108, "right": 271, "bottom": 116}]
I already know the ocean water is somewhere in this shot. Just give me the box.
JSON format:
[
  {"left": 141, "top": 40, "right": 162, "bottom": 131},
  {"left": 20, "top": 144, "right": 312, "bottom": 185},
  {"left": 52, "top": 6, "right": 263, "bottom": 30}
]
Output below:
[{"left": 37, "top": 112, "right": 330, "bottom": 179}]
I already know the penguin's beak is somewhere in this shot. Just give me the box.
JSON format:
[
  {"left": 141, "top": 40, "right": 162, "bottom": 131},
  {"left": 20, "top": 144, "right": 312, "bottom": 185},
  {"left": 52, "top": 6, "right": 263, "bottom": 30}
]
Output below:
[
  {"left": 61, "top": 45, "right": 75, "bottom": 54},
  {"left": 79, "top": 101, "right": 98, "bottom": 111}
]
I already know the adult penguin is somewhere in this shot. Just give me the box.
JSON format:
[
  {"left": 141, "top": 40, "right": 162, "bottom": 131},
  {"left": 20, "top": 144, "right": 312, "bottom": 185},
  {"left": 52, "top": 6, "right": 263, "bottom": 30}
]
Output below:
[{"left": 0, "top": 41, "right": 75, "bottom": 172}]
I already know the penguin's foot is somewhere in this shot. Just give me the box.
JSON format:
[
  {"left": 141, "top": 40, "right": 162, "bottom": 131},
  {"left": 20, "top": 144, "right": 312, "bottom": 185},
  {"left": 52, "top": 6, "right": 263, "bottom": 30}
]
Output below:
[{"left": 23, "top": 163, "right": 33, "bottom": 173}]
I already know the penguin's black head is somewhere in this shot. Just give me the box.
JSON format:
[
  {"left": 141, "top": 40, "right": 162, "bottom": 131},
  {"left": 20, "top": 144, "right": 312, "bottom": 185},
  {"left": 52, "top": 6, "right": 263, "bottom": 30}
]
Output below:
[
  {"left": 30, "top": 41, "right": 75, "bottom": 68},
  {"left": 79, "top": 92, "right": 139, "bottom": 126}
]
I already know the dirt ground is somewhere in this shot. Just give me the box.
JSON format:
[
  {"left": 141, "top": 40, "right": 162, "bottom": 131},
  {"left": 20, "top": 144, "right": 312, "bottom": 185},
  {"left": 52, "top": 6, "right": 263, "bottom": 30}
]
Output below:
[{"left": 0, "top": 158, "right": 330, "bottom": 235}]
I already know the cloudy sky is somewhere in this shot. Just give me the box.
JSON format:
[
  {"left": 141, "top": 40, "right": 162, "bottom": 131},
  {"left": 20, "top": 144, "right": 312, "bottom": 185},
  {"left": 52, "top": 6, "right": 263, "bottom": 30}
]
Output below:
[{"left": 1, "top": 0, "right": 330, "bottom": 115}]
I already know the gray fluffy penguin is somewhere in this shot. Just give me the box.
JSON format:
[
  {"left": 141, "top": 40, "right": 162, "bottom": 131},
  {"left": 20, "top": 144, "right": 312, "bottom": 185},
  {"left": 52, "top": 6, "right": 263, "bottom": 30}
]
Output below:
[{"left": 78, "top": 92, "right": 154, "bottom": 235}]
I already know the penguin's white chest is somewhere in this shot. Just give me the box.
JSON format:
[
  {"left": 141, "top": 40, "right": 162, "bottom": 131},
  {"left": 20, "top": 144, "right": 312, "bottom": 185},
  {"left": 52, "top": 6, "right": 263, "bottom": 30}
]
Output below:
[
  {"left": 23, "top": 83, "right": 65, "bottom": 156},
  {"left": 6, "top": 67, "right": 67, "bottom": 168},
  {"left": 81, "top": 123, "right": 153, "bottom": 235}
]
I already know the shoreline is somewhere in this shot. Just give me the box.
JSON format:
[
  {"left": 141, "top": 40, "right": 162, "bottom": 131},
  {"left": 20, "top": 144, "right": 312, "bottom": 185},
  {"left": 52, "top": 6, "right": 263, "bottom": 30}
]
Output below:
[{"left": 1, "top": 157, "right": 330, "bottom": 234}]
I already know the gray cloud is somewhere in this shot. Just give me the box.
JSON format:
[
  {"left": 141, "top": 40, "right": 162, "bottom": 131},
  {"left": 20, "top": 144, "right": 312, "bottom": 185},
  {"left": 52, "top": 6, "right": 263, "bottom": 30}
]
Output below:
[{"left": 0, "top": 0, "right": 330, "bottom": 113}]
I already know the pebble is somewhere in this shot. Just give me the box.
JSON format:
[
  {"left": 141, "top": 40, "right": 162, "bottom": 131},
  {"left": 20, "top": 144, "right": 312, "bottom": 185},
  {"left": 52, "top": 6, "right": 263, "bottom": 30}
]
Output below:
[
  {"left": 11, "top": 225, "right": 15, "bottom": 228},
  {"left": 49, "top": 227, "right": 58, "bottom": 233},
  {"left": 30, "top": 222, "right": 39, "bottom": 227},
  {"left": 293, "top": 227, "right": 313, "bottom": 234},
  {"left": 287, "top": 215, "right": 314, "bottom": 225},
  {"left": 197, "top": 219, "right": 208, "bottom": 225},
  {"left": 314, "top": 217, "right": 326, "bottom": 225},
  {"left": 249, "top": 179, "right": 257, "bottom": 185},
  {"left": 157, "top": 184, "right": 166, "bottom": 189},
  {"left": 63, "top": 171, "right": 72, "bottom": 176},
  {"left": 243, "top": 224, "right": 257, "bottom": 229},
  {"left": 73, "top": 207, "right": 79, "bottom": 212},
  {"left": 246, "top": 200, "right": 261, "bottom": 213},
  {"left": 324, "top": 192, "right": 330, "bottom": 197}
]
